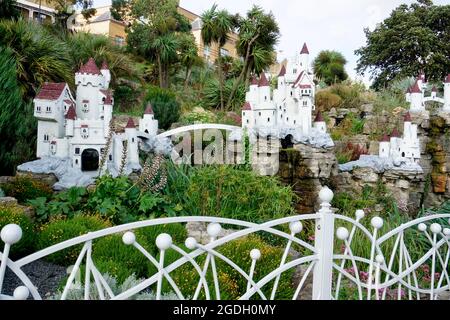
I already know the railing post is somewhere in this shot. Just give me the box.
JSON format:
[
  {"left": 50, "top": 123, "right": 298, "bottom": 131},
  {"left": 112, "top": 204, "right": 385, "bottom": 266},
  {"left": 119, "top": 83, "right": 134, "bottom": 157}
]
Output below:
[{"left": 312, "top": 186, "right": 335, "bottom": 300}]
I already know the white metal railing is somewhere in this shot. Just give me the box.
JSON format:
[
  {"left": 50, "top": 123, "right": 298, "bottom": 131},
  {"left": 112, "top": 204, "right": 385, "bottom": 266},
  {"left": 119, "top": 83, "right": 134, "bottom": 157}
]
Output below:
[{"left": 0, "top": 187, "right": 449, "bottom": 300}]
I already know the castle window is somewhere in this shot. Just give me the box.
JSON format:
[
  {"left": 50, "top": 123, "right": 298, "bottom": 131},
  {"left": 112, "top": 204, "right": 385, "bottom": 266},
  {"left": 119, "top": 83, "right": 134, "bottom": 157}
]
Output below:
[
  {"left": 294, "top": 120, "right": 296, "bottom": 125},
  {"left": 259, "top": 112, "right": 261, "bottom": 117},
  {"left": 75, "top": 147, "right": 80, "bottom": 155},
  {"left": 43, "top": 134, "right": 49, "bottom": 142},
  {"left": 246, "top": 119, "right": 249, "bottom": 124},
  {"left": 75, "top": 159, "right": 78, "bottom": 165},
  {"left": 81, "top": 127, "right": 89, "bottom": 139},
  {"left": 267, "top": 118, "right": 270, "bottom": 123},
  {"left": 287, "top": 117, "right": 289, "bottom": 122},
  {"left": 109, "top": 155, "right": 113, "bottom": 161},
  {"left": 36, "top": 106, "right": 41, "bottom": 113},
  {"left": 264, "top": 96, "right": 267, "bottom": 101},
  {"left": 279, "top": 106, "right": 281, "bottom": 110},
  {"left": 46, "top": 106, "right": 51, "bottom": 113},
  {"left": 273, "top": 111, "right": 275, "bottom": 115},
  {"left": 290, "top": 91, "right": 293, "bottom": 96},
  {"left": 293, "top": 69, "right": 297, "bottom": 74},
  {"left": 132, "top": 138, "right": 135, "bottom": 143},
  {"left": 82, "top": 101, "right": 89, "bottom": 113},
  {"left": 243, "top": 112, "right": 246, "bottom": 116}
]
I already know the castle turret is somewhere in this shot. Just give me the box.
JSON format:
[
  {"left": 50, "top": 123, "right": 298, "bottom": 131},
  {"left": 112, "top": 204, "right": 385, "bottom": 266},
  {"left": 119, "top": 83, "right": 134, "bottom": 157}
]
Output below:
[
  {"left": 379, "top": 134, "right": 390, "bottom": 158},
  {"left": 139, "top": 103, "right": 159, "bottom": 136},
  {"left": 245, "top": 76, "right": 259, "bottom": 104},
  {"left": 100, "top": 61, "right": 111, "bottom": 89},
  {"left": 277, "top": 65, "right": 287, "bottom": 89},
  {"left": 444, "top": 74, "right": 450, "bottom": 111},
  {"left": 258, "top": 73, "right": 271, "bottom": 103},
  {"left": 75, "top": 58, "right": 104, "bottom": 120},
  {"left": 241, "top": 102, "right": 253, "bottom": 129},
  {"left": 409, "top": 80, "right": 424, "bottom": 112},
  {"left": 125, "top": 118, "right": 139, "bottom": 166},
  {"left": 313, "top": 111, "right": 326, "bottom": 133},
  {"left": 299, "top": 43, "right": 309, "bottom": 72},
  {"left": 403, "top": 112, "right": 414, "bottom": 142},
  {"left": 65, "top": 106, "right": 77, "bottom": 137}
]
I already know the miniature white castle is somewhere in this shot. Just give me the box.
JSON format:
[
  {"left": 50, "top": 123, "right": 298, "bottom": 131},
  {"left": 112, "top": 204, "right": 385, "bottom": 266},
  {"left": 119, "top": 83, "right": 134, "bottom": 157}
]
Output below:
[
  {"left": 241, "top": 43, "right": 326, "bottom": 135},
  {"left": 406, "top": 72, "right": 450, "bottom": 112},
  {"left": 33, "top": 58, "right": 158, "bottom": 174},
  {"left": 379, "top": 112, "right": 420, "bottom": 164}
]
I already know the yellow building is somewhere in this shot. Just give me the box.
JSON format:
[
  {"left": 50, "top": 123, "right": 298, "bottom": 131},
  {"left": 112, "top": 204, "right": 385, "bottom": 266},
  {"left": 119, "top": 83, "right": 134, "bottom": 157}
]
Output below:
[{"left": 71, "top": 5, "right": 240, "bottom": 62}]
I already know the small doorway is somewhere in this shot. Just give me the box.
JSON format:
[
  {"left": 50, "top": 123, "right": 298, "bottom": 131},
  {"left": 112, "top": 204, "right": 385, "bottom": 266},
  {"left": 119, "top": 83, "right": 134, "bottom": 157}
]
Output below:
[{"left": 81, "top": 149, "right": 99, "bottom": 171}]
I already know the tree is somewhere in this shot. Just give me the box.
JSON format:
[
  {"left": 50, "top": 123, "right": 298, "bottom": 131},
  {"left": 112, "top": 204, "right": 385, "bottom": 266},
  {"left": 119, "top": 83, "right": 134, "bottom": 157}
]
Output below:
[
  {"left": 114, "top": 0, "right": 192, "bottom": 89},
  {"left": 0, "top": 0, "right": 20, "bottom": 19},
  {"left": 355, "top": 0, "right": 450, "bottom": 89},
  {"left": 201, "top": 5, "right": 237, "bottom": 111},
  {"left": 313, "top": 50, "right": 348, "bottom": 85},
  {"left": 227, "top": 6, "right": 279, "bottom": 109},
  {"left": 178, "top": 33, "right": 204, "bottom": 90}
]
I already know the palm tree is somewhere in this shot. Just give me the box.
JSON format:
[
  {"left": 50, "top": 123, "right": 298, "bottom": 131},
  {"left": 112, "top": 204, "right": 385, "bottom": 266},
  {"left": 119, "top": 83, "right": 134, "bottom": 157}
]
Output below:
[
  {"left": 179, "top": 33, "right": 203, "bottom": 90},
  {"left": 201, "top": 5, "right": 235, "bottom": 111},
  {"left": 313, "top": 50, "right": 348, "bottom": 85},
  {"left": 0, "top": 18, "right": 73, "bottom": 100},
  {"left": 226, "top": 6, "right": 279, "bottom": 109}
]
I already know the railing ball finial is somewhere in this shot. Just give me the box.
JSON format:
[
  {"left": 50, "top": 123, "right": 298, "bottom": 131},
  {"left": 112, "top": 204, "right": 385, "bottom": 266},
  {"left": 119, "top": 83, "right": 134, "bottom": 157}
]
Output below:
[
  {"left": 1, "top": 224, "right": 22, "bottom": 245},
  {"left": 13, "top": 286, "right": 29, "bottom": 300},
  {"left": 289, "top": 221, "right": 303, "bottom": 234},
  {"left": 319, "top": 186, "right": 334, "bottom": 204},
  {"left": 122, "top": 232, "right": 136, "bottom": 245},
  {"left": 250, "top": 249, "right": 261, "bottom": 261},
  {"left": 336, "top": 227, "right": 349, "bottom": 240},
  {"left": 430, "top": 223, "right": 442, "bottom": 234},
  {"left": 355, "top": 210, "right": 365, "bottom": 221},
  {"left": 418, "top": 223, "right": 427, "bottom": 232},
  {"left": 185, "top": 237, "right": 197, "bottom": 250},
  {"left": 375, "top": 255, "right": 384, "bottom": 264},
  {"left": 156, "top": 233, "right": 172, "bottom": 250},
  {"left": 371, "top": 217, "right": 384, "bottom": 230},
  {"left": 207, "top": 223, "right": 222, "bottom": 238}
]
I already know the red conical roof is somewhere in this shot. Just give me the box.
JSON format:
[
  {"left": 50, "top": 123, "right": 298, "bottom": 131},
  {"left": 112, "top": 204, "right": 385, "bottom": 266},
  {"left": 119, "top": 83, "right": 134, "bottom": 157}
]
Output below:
[
  {"left": 410, "top": 80, "right": 421, "bottom": 93},
  {"left": 242, "top": 102, "right": 252, "bottom": 111},
  {"left": 391, "top": 128, "right": 400, "bottom": 138},
  {"left": 278, "top": 65, "right": 286, "bottom": 77},
  {"left": 65, "top": 105, "right": 77, "bottom": 120},
  {"left": 77, "top": 58, "right": 101, "bottom": 75},
  {"left": 406, "top": 87, "right": 411, "bottom": 94},
  {"left": 101, "top": 60, "right": 109, "bottom": 70},
  {"left": 445, "top": 74, "right": 450, "bottom": 83},
  {"left": 314, "top": 111, "right": 324, "bottom": 122},
  {"left": 380, "top": 134, "right": 390, "bottom": 142},
  {"left": 250, "top": 76, "right": 258, "bottom": 86},
  {"left": 125, "top": 117, "right": 135, "bottom": 129},
  {"left": 258, "top": 73, "right": 269, "bottom": 87},
  {"left": 300, "top": 42, "right": 309, "bottom": 54},
  {"left": 404, "top": 112, "right": 412, "bottom": 122},
  {"left": 144, "top": 103, "right": 154, "bottom": 114}
]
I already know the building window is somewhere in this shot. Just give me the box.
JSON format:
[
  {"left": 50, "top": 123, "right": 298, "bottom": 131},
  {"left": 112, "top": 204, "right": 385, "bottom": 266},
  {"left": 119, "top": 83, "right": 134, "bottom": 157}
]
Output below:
[
  {"left": 82, "top": 103, "right": 89, "bottom": 113},
  {"left": 36, "top": 106, "right": 41, "bottom": 113},
  {"left": 243, "top": 112, "right": 246, "bottom": 116},
  {"left": 75, "top": 159, "right": 78, "bottom": 165},
  {"left": 109, "top": 155, "right": 113, "bottom": 161},
  {"left": 259, "top": 112, "right": 261, "bottom": 117},
  {"left": 43, "top": 134, "right": 49, "bottom": 142},
  {"left": 287, "top": 117, "right": 289, "bottom": 122},
  {"left": 46, "top": 106, "right": 51, "bottom": 113},
  {"left": 75, "top": 147, "right": 80, "bottom": 155},
  {"left": 294, "top": 120, "right": 296, "bottom": 125},
  {"left": 293, "top": 69, "right": 297, "bottom": 74},
  {"left": 267, "top": 118, "right": 270, "bottom": 123},
  {"left": 246, "top": 119, "right": 249, "bottom": 124},
  {"left": 114, "top": 36, "right": 125, "bottom": 47},
  {"left": 132, "top": 138, "right": 135, "bottom": 143},
  {"left": 81, "top": 127, "right": 89, "bottom": 139}
]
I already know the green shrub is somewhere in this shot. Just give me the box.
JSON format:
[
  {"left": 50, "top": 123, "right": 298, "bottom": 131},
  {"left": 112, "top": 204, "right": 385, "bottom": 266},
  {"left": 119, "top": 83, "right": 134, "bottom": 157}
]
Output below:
[
  {"left": 0, "top": 205, "right": 35, "bottom": 258},
  {"left": 202, "top": 78, "right": 246, "bottom": 111},
  {"left": 165, "top": 164, "right": 296, "bottom": 223},
  {"left": 315, "top": 90, "right": 342, "bottom": 112},
  {"left": 330, "top": 82, "right": 365, "bottom": 109},
  {"left": 168, "top": 236, "right": 295, "bottom": 300},
  {"left": 38, "top": 215, "right": 112, "bottom": 265},
  {"left": 145, "top": 86, "right": 180, "bottom": 130},
  {"left": 2, "top": 175, "right": 53, "bottom": 203}
]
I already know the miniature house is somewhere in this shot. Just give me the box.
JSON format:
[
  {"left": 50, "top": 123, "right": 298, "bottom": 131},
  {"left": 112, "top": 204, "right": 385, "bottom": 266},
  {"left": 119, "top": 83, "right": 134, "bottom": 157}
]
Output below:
[
  {"left": 241, "top": 43, "right": 319, "bottom": 136},
  {"left": 33, "top": 58, "right": 159, "bottom": 174},
  {"left": 378, "top": 112, "right": 420, "bottom": 164},
  {"left": 406, "top": 72, "right": 450, "bottom": 112}
]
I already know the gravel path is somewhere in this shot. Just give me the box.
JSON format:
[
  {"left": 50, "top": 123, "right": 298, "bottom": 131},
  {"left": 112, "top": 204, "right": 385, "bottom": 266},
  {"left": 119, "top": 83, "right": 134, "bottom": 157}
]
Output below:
[{"left": 2, "top": 259, "right": 67, "bottom": 299}]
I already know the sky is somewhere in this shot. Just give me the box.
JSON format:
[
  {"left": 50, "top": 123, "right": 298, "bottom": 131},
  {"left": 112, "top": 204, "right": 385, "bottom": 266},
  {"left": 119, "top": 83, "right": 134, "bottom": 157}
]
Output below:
[{"left": 93, "top": 0, "right": 447, "bottom": 85}]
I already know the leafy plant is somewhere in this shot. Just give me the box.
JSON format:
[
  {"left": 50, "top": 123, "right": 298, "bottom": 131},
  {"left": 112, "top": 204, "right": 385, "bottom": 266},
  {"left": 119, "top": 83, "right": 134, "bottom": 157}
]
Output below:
[
  {"left": 1, "top": 175, "right": 53, "bottom": 203},
  {"left": 145, "top": 86, "right": 181, "bottom": 130},
  {"left": 0, "top": 205, "right": 36, "bottom": 258}
]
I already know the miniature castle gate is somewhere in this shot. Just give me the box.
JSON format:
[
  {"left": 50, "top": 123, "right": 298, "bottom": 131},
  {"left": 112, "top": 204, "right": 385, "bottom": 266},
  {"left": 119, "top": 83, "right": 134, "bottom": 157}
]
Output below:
[{"left": 1, "top": 187, "right": 449, "bottom": 300}]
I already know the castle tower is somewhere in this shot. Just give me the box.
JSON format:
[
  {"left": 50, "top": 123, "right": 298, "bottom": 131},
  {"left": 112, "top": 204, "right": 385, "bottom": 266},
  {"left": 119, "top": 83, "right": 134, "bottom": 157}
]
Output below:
[
  {"left": 313, "top": 111, "right": 326, "bottom": 133},
  {"left": 139, "top": 103, "right": 159, "bottom": 136},
  {"left": 379, "top": 134, "right": 390, "bottom": 158},
  {"left": 403, "top": 112, "right": 414, "bottom": 142},
  {"left": 431, "top": 86, "right": 437, "bottom": 99},
  {"left": 299, "top": 43, "right": 309, "bottom": 72},
  {"left": 444, "top": 74, "right": 450, "bottom": 112},
  {"left": 100, "top": 61, "right": 111, "bottom": 89},
  {"left": 102, "top": 90, "right": 113, "bottom": 137},
  {"left": 409, "top": 80, "right": 424, "bottom": 112},
  {"left": 258, "top": 73, "right": 271, "bottom": 103},
  {"left": 241, "top": 102, "right": 253, "bottom": 129},
  {"left": 277, "top": 65, "right": 286, "bottom": 89},
  {"left": 125, "top": 118, "right": 139, "bottom": 166},
  {"left": 74, "top": 58, "right": 104, "bottom": 120},
  {"left": 245, "top": 76, "right": 259, "bottom": 104},
  {"left": 65, "top": 106, "right": 76, "bottom": 137}
]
